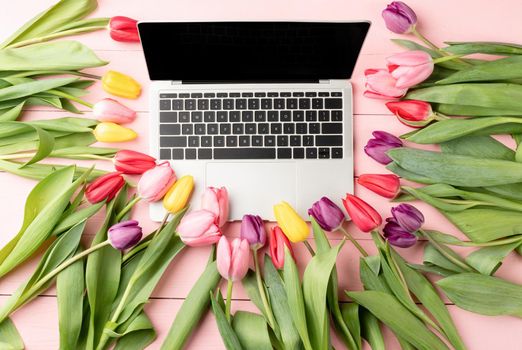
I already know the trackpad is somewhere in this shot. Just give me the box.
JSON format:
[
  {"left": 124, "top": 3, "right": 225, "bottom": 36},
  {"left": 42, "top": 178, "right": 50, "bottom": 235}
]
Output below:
[{"left": 206, "top": 162, "right": 296, "bottom": 220}]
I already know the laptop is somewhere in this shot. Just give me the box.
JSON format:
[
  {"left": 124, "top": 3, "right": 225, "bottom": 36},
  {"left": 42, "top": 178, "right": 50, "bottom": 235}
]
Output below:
[{"left": 138, "top": 21, "right": 370, "bottom": 221}]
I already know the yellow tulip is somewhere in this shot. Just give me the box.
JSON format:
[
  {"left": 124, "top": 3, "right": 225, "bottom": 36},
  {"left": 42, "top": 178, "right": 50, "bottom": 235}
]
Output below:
[
  {"left": 273, "top": 201, "right": 309, "bottom": 243},
  {"left": 93, "top": 122, "right": 137, "bottom": 142},
  {"left": 102, "top": 70, "right": 141, "bottom": 99},
  {"left": 163, "top": 175, "right": 194, "bottom": 214}
]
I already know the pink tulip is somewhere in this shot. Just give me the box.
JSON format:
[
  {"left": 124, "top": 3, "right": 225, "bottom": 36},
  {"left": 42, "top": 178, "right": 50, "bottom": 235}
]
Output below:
[
  {"left": 386, "top": 50, "right": 434, "bottom": 89},
  {"left": 201, "top": 186, "right": 229, "bottom": 227},
  {"left": 92, "top": 98, "right": 136, "bottom": 124},
  {"left": 217, "top": 236, "right": 250, "bottom": 282},
  {"left": 364, "top": 69, "right": 408, "bottom": 100},
  {"left": 177, "top": 210, "right": 222, "bottom": 247},
  {"left": 137, "top": 162, "right": 176, "bottom": 202}
]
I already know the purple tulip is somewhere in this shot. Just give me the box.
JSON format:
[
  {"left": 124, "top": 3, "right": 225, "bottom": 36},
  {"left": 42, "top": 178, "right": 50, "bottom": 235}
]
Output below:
[
  {"left": 108, "top": 220, "right": 143, "bottom": 250},
  {"left": 383, "top": 218, "right": 417, "bottom": 248},
  {"left": 391, "top": 203, "right": 424, "bottom": 232},
  {"left": 308, "top": 197, "right": 345, "bottom": 231},
  {"left": 240, "top": 214, "right": 266, "bottom": 249},
  {"left": 364, "top": 131, "right": 403, "bottom": 165},
  {"left": 382, "top": 2, "right": 417, "bottom": 34}
]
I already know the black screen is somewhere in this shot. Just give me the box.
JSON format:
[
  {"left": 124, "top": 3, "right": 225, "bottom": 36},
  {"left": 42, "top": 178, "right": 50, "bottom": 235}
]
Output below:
[{"left": 138, "top": 21, "right": 370, "bottom": 81}]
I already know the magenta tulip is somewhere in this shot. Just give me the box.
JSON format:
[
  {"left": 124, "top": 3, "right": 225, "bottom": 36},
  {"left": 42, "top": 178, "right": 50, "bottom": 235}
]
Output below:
[
  {"left": 108, "top": 220, "right": 143, "bottom": 250},
  {"left": 137, "top": 162, "right": 176, "bottom": 202},
  {"left": 386, "top": 50, "right": 434, "bottom": 89},
  {"left": 364, "top": 131, "right": 403, "bottom": 165},
  {"left": 240, "top": 214, "right": 266, "bottom": 249},
  {"left": 383, "top": 218, "right": 417, "bottom": 248},
  {"left": 382, "top": 2, "right": 417, "bottom": 34},
  {"left": 176, "top": 210, "right": 221, "bottom": 247},
  {"left": 364, "top": 69, "right": 408, "bottom": 100},
  {"left": 391, "top": 203, "right": 425, "bottom": 232},
  {"left": 201, "top": 186, "right": 229, "bottom": 227},
  {"left": 308, "top": 197, "right": 345, "bottom": 231},
  {"left": 217, "top": 236, "right": 250, "bottom": 282},
  {"left": 92, "top": 98, "right": 136, "bottom": 124}
]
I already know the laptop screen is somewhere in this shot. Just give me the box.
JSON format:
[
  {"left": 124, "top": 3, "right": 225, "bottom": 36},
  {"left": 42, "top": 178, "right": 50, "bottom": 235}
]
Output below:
[{"left": 138, "top": 21, "right": 370, "bottom": 81}]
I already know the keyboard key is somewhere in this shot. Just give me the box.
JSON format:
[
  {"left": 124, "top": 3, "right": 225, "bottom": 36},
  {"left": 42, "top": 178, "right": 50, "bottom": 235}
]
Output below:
[
  {"left": 160, "top": 149, "right": 170, "bottom": 159},
  {"left": 242, "top": 111, "right": 253, "bottom": 122},
  {"left": 226, "top": 136, "right": 238, "bottom": 147},
  {"left": 322, "top": 123, "right": 343, "bottom": 134},
  {"left": 198, "top": 149, "right": 212, "bottom": 159},
  {"left": 252, "top": 136, "right": 263, "bottom": 146},
  {"left": 261, "top": 99, "right": 272, "bottom": 109},
  {"left": 293, "top": 111, "right": 304, "bottom": 121},
  {"left": 248, "top": 99, "right": 260, "bottom": 109},
  {"left": 191, "top": 112, "right": 203, "bottom": 122},
  {"left": 331, "top": 92, "right": 342, "bottom": 97},
  {"left": 217, "top": 93, "right": 228, "bottom": 97},
  {"left": 242, "top": 92, "right": 253, "bottom": 97},
  {"left": 255, "top": 92, "right": 266, "bottom": 97},
  {"left": 267, "top": 92, "right": 278, "bottom": 97},
  {"left": 280, "top": 111, "right": 291, "bottom": 122},
  {"left": 303, "top": 136, "right": 314, "bottom": 146},
  {"left": 230, "top": 93, "right": 240, "bottom": 97},
  {"left": 160, "top": 124, "right": 180, "bottom": 135},
  {"left": 191, "top": 93, "right": 202, "bottom": 98},
  {"left": 172, "top": 99, "right": 183, "bottom": 110},
  {"left": 181, "top": 125, "right": 193, "bottom": 135},
  {"left": 229, "top": 111, "right": 241, "bottom": 122},
  {"left": 207, "top": 124, "right": 219, "bottom": 135},
  {"left": 233, "top": 124, "right": 244, "bottom": 134},
  {"left": 185, "top": 99, "right": 196, "bottom": 110},
  {"left": 319, "top": 148, "right": 330, "bottom": 159},
  {"left": 318, "top": 92, "right": 330, "bottom": 97},
  {"left": 306, "top": 111, "right": 317, "bottom": 121},
  {"left": 284, "top": 123, "right": 295, "bottom": 134},
  {"left": 188, "top": 136, "right": 199, "bottom": 147},
  {"left": 274, "top": 99, "right": 285, "bottom": 109},
  {"left": 160, "top": 100, "right": 171, "bottom": 110},
  {"left": 179, "top": 112, "right": 190, "bottom": 123},
  {"left": 204, "top": 111, "right": 215, "bottom": 122},
  {"left": 223, "top": 99, "right": 234, "bottom": 110},
  {"left": 299, "top": 99, "right": 310, "bottom": 109},
  {"left": 331, "top": 110, "right": 343, "bottom": 121},
  {"left": 296, "top": 123, "right": 307, "bottom": 134},
  {"left": 293, "top": 148, "right": 305, "bottom": 159},
  {"left": 271, "top": 123, "right": 282, "bottom": 134},
  {"left": 214, "top": 148, "right": 276, "bottom": 159},
  {"left": 220, "top": 124, "right": 231, "bottom": 134},
  {"left": 277, "top": 135, "right": 288, "bottom": 146},
  {"left": 305, "top": 92, "right": 317, "bottom": 97},
  {"left": 325, "top": 98, "right": 343, "bottom": 109},
  {"left": 312, "top": 98, "right": 323, "bottom": 109},
  {"left": 264, "top": 135, "right": 275, "bottom": 146},
  {"left": 239, "top": 136, "right": 250, "bottom": 146},
  {"left": 161, "top": 136, "right": 187, "bottom": 147},
  {"left": 201, "top": 136, "right": 212, "bottom": 147},
  {"left": 210, "top": 99, "right": 222, "bottom": 110},
  {"left": 316, "top": 135, "right": 343, "bottom": 146},
  {"left": 258, "top": 123, "right": 269, "bottom": 134},
  {"left": 309, "top": 123, "right": 321, "bottom": 134},
  {"left": 194, "top": 124, "right": 205, "bottom": 135},
  {"left": 204, "top": 93, "right": 216, "bottom": 98},
  {"left": 287, "top": 98, "right": 298, "bottom": 109},
  {"left": 214, "top": 136, "right": 225, "bottom": 147},
  {"left": 160, "top": 112, "right": 177, "bottom": 123},
  {"left": 319, "top": 111, "right": 330, "bottom": 121},
  {"left": 217, "top": 112, "right": 228, "bottom": 122},
  {"left": 198, "top": 99, "right": 209, "bottom": 110},
  {"left": 268, "top": 111, "right": 278, "bottom": 121},
  {"left": 332, "top": 148, "right": 343, "bottom": 158},
  {"left": 245, "top": 123, "right": 256, "bottom": 134},
  {"left": 306, "top": 148, "right": 318, "bottom": 159},
  {"left": 172, "top": 149, "right": 184, "bottom": 160},
  {"left": 179, "top": 93, "right": 190, "bottom": 98},
  {"left": 236, "top": 99, "right": 247, "bottom": 109},
  {"left": 255, "top": 111, "right": 266, "bottom": 122},
  {"left": 290, "top": 135, "right": 301, "bottom": 146},
  {"left": 281, "top": 92, "right": 291, "bottom": 97},
  {"left": 185, "top": 148, "right": 197, "bottom": 159},
  {"left": 278, "top": 148, "right": 292, "bottom": 159},
  {"left": 160, "top": 93, "right": 177, "bottom": 98}
]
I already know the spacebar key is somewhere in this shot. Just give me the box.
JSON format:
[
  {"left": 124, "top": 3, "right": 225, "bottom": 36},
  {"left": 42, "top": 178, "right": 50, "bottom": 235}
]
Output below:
[{"left": 214, "top": 148, "right": 276, "bottom": 159}]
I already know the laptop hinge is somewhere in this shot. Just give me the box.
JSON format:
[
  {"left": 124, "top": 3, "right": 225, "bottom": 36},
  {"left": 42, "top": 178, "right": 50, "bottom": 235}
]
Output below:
[{"left": 176, "top": 79, "right": 322, "bottom": 84}]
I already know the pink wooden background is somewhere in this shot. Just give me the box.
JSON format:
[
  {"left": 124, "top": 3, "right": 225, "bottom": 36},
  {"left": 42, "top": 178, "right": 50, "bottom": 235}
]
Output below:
[{"left": 2, "top": 0, "right": 522, "bottom": 348}]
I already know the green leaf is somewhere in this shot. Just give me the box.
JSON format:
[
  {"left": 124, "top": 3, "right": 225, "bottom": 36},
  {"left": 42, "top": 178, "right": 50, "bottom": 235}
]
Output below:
[
  {"left": 0, "top": 102, "right": 25, "bottom": 122},
  {"left": 438, "top": 273, "right": 522, "bottom": 317},
  {"left": 52, "top": 201, "right": 105, "bottom": 236},
  {"left": 340, "top": 303, "right": 362, "bottom": 350},
  {"left": 0, "top": 159, "right": 104, "bottom": 181},
  {"left": 440, "top": 135, "right": 515, "bottom": 160},
  {"left": 210, "top": 292, "right": 243, "bottom": 350},
  {"left": 161, "top": 259, "right": 221, "bottom": 350},
  {"left": 436, "top": 55, "right": 522, "bottom": 84},
  {"left": 0, "top": 318, "right": 24, "bottom": 350},
  {"left": 359, "top": 308, "right": 385, "bottom": 350},
  {"left": 386, "top": 162, "right": 438, "bottom": 184},
  {"left": 241, "top": 271, "right": 267, "bottom": 319},
  {"left": 29, "top": 117, "right": 97, "bottom": 132},
  {"left": 436, "top": 103, "right": 522, "bottom": 116},
  {"left": 232, "top": 311, "right": 272, "bottom": 350},
  {"left": 423, "top": 244, "right": 469, "bottom": 274},
  {"left": 465, "top": 241, "right": 521, "bottom": 275},
  {"left": 113, "top": 312, "right": 156, "bottom": 350},
  {"left": 0, "top": 77, "right": 79, "bottom": 100},
  {"left": 444, "top": 41, "right": 522, "bottom": 56},
  {"left": 347, "top": 291, "right": 450, "bottom": 350}
]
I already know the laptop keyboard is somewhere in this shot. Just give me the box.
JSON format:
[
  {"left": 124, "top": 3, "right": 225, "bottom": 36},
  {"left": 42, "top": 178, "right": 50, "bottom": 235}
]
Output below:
[{"left": 158, "top": 91, "right": 344, "bottom": 160}]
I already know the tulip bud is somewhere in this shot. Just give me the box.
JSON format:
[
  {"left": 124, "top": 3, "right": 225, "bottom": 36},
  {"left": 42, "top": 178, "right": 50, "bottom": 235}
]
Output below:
[
  {"left": 92, "top": 98, "right": 136, "bottom": 124},
  {"left": 386, "top": 50, "right": 434, "bottom": 89},
  {"left": 383, "top": 218, "right": 417, "bottom": 248},
  {"left": 177, "top": 210, "right": 221, "bottom": 247},
  {"left": 382, "top": 1, "right": 417, "bottom": 34},
  {"left": 138, "top": 162, "right": 176, "bottom": 202},
  {"left": 273, "top": 201, "right": 309, "bottom": 243},
  {"left": 357, "top": 174, "right": 401, "bottom": 199},
  {"left": 102, "top": 70, "right": 141, "bottom": 99},
  {"left": 342, "top": 194, "right": 382, "bottom": 232},
  {"left": 240, "top": 214, "right": 266, "bottom": 249},
  {"left": 201, "top": 186, "right": 229, "bottom": 227},
  {"left": 93, "top": 122, "right": 137, "bottom": 143},
  {"left": 85, "top": 172, "right": 125, "bottom": 204},
  {"left": 391, "top": 203, "right": 424, "bottom": 232},
  {"left": 386, "top": 100, "right": 434, "bottom": 128},
  {"left": 108, "top": 220, "right": 143, "bottom": 250},
  {"left": 364, "top": 69, "right": 408, "bottom": 100},
  {"left": 216, "top": 236, "right": 250, "bottom": 282},
  {"left": 364, "top": 131, "right": 403, "bottom": 165},
  {"left": 113, "top": 150, "right": 156, "bottom": 174},
  {"left": 308, "top": 197, "right": 345, "bottom": 231},
  {"left": 109, "top": 16, "right": 140, "bottom": 42},
  {"left": 163, "top": 175, "right": 194, "bottom": 214},
  {"left": 269, "top": 226, "right": 294, "bottom": 270}
]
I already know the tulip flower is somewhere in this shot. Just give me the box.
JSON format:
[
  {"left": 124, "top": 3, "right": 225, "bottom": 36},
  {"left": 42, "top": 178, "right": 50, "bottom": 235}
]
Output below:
[
  {"left": 385, "top": 100, "right": 436, "bottom": 128},
  {"left": 308, "top": 197, "right": 345, "bottom": 231},
  {"left": 342, "top": 194, "right": 382, "bottom": 232},
  {"left": 217, "top": 236, "right": 250, "bottom": 322},
  {"left": 102, "top": 70, "right": 141, "bottom": 99},
  {"left": 273, "top": 201, "right": 309, "bottom": 243},
  {"left": 176, "top": 210, "right": 221, "bottom": 247},
  {"left": 269, "top": 226, "right": 294, "bottom": 270},
  {"left": 240, "top": 214, "right": 266, "bottom": 249},
  {"left": 391, "top": 203, "right": 424, "bottom": 232},
  {"left": 358, "top": 174, "right": 401, "bottom": 199},
  {"left": 93, "top": 122, "right": 137, "bottom": 143},
  {"left": 364, "top": 68, "right": 408, "bottom": 100},
  {"left": 364, "top": 131, "right": 403, "bottom": 165},
  {"left": 383, "top": 218, "right": 417, "bottom": 248},
  {"left": 201, "top": 187, "right": 229, "bottom": 227},
  {"left": 138, "top": 162, "right": 176, "bottom": 202},
  {"left": 386, "top": 50, "right": 434, "bottom": 89},
  {"left": 382, "top": 1, "right": 417, "bottom": 34},
  {"left": 108, "top": 220, "right": 143, "bottom": 250},
  {"left": 93, "top": 98, "right": 137, "bottom": 124},
  {"left": 163, "top": 175, "right": 194, "bottom": 214},
  {"left": 113, "top": 150, "right": 156, "bottom": 174},
  {"left": 109, "top": 16, "right": 140, "bottom": 42},
  {"left": 85, "top": 172, "right": 125, "bottom": 204}
]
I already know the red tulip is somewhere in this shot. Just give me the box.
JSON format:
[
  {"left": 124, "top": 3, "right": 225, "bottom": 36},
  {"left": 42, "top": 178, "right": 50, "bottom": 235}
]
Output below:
[
  {"left": 113, "top": 150, "right": 156, "bottom": 175},
  {"left": 109, "top": 16, "right": 140, "bottom": 42},
  {"left": 342, "top": 194, "right": 382, "bottom": 232},
  {"left": 386, "top": 100, "right": 434, "bottom": 128},
  {"left": 358, "top": 174, "right": 401, "bottom": 199},
  {"left": 268, "top": 226, "right": 294, "bottom": 269},
  {"left": 86, "top": 172, "right": 125, "bottom": 204}
]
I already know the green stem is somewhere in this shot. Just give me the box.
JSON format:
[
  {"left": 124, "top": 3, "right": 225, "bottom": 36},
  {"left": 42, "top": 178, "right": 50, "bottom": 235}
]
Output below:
[
  {"left": 6, "top": 26, "right": 109, "bottom": 49},
  {"left": 303, "top": 240, "right": 316, "bottom": 256},
  {"left": 420, "top": 230, "right": 475, "bottom": 272},
  {"left": 48, "top": 89, "right": 94, "bottom": 108},
  {"left": 451, "top": 235, "right": 522, "bottom": 247},
  {"left": 411, "top": 27, "right": 440, "bottom": 51},
  {"left": 225, "top": 279, "right": 233, "bottom": 324},
  {"left": 433, "top": 112, "right": 450, "bottom": 120},
  {"left": 0, "top": 153, "right": 112, "bottom": 161},
  {"left": 339, "top": 227, "right": 369, "bottom": 257},
  {"left": 7, "top": 70, "right": 101, "bottom": 80},
  {"left": 253, "top": 249, "right": 277, "bottom": 330},
  {"left": 432, "top": 55, "right": 465, "bottom": 64},
  {"left": 115, "top": 196, "right": 141, "bottom": 222},
  {"left": 122, "top": 240, "right": 151, "bottom": 264}
]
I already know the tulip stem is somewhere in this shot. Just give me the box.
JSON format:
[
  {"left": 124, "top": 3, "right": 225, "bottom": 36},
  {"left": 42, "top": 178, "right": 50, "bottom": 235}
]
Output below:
[
  {"left": 339, "top": 227, "right": 369, "bottom": 257},
  {"left": 115, "top": 196, "right": 141, "bottom": 222},
  {"left": 225, "top": 279, "right": 233, "bottom": 324},
  {"left": 420, "top": 230, "right": 475, "bottom": 272},
  {"left": 303, "top": 240, "right": 316, "bottom": 256},
  {"left": 5, "top": 25, "right": 109, "bottom": 49},
  {"left": 411, "top": 27, "right": 472, "bottom": 66},
  {"left": 47, "top": 89, "right": 94, "bottom": 108},
  {"left": 253, "top": 250, "right": 277, "bottom": 330}
]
